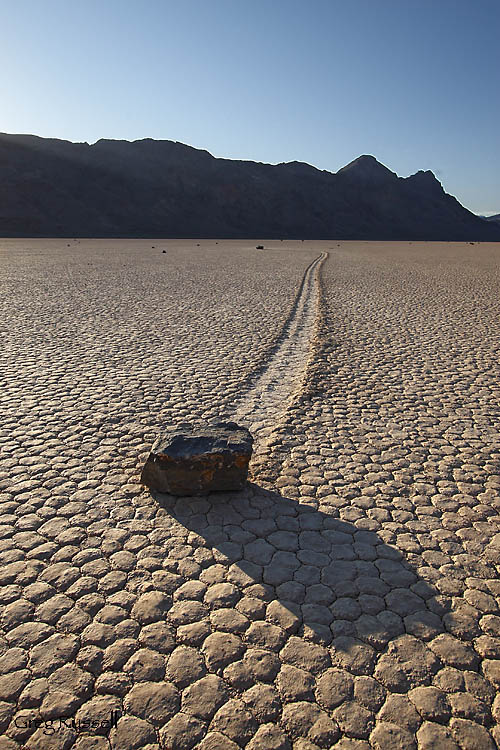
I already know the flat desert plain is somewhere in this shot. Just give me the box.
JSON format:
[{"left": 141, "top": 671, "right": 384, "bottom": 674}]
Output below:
[{"left": 1, "top": 239, "right": 500, "bottom": 749}]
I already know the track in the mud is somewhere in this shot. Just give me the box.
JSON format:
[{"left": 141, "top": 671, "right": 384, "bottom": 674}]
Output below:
[{"left": 232, "top": 252, "right": 327, "bottom": 448}]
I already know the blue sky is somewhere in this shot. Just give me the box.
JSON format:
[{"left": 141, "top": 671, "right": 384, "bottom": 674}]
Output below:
[{"left": 1, "top": 0, "right": 499, "bottom": 214}]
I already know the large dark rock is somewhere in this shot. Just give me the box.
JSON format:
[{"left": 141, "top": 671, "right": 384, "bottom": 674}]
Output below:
[{"left": 141, "top": 422, "right": 253, "bottom": 496}]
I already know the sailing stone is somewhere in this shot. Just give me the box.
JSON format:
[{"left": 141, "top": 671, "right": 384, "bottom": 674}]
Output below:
[{"left": 141, "top": 422, "right": 253, "bottom": 496}]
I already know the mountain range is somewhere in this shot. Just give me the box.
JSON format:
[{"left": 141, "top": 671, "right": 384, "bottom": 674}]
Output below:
[{"left": 1, "top": 132, "right": 498, "bottom": 240}]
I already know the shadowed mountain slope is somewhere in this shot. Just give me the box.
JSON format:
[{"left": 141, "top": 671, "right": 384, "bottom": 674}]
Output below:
[{"left": 0, "top": 133, "right": 498, "bottom": 240}]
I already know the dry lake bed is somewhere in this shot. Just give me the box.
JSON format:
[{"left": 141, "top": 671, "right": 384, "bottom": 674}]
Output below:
[{"left": 1, "top": 239, "right": 500, "bottom": 749}]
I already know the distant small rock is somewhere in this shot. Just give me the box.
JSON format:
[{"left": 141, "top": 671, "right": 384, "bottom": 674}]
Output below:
[
  {"left": 162, "top": 250, "right": 166, "bottom": 253},
  {"left": 256, "top": 245, "right": 264, "bottom": 250},
  {"left": 141, "top": 422, "right": 253, "bottom": 496}
]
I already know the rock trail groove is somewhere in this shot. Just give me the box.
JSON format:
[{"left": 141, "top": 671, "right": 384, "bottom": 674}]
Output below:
[{"left": 232, "top": 252, "right": 327, "bottom": 450}]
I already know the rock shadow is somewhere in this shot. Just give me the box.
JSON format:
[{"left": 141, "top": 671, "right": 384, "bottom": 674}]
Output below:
[{"left": 151, "top": 482, "right": 451, "bottom": 671}]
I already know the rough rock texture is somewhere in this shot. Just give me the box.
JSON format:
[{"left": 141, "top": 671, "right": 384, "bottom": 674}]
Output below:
[{"left": 141, "top": 422, "right": 253, "bottom": 495}]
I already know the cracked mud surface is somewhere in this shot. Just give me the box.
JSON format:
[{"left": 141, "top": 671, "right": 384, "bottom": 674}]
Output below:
[{"left": 1, "top": 239, "right": 500, "bottom": 749}]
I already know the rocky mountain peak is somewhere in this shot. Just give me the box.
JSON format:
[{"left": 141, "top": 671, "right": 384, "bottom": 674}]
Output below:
[{"left": 336, "top": 154, "right": 396, "bottom": 182}]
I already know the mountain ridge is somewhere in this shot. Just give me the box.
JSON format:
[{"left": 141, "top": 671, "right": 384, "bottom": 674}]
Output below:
[{"left": 0, "top": 132, "right": 498, "bottom": 240}]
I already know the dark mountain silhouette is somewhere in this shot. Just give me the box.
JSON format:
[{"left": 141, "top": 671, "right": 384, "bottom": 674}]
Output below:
[
  {"left": 481, "top": 213, "right": 500, "bottom": 224},
  {"left": 0, "top": 133, "right": 498, "bottom": 240}
]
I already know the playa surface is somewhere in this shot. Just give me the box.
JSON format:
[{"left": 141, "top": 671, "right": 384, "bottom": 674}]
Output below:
[{"left": 1, "top": 239, "right": 499, "bottom": 749}]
